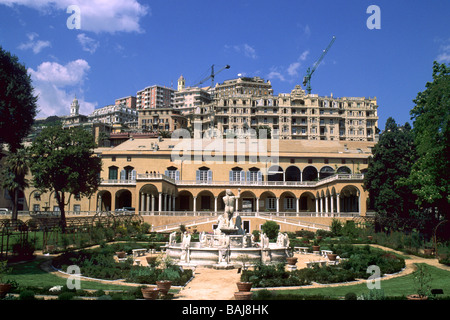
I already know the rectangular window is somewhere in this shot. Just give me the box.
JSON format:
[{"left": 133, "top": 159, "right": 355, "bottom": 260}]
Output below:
[
  {"left": 73, "top": 204, "right": 81, "bottom": 213},
  {"left": 267, "top": 198, "right": 276, "bottom": 210},
  {"left": 33, "top": 204, "right": 40, "bottom": 212},
  {"left": 285, "top": 198, "right": 295, "bottom": 210},
  {"left": 108, "top": 167, "right": 118, "bottom": 180}
]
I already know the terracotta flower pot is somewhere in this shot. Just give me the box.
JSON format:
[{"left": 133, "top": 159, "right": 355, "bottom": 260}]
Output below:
[
  {"left": 0, "top": 283, "right": 12, "bottom": 298},
  {"left": 367, "top": 236, "right": 373, "bottom": 241},
  {"left": 146, "top": 256, "right": 157, "bottom": 265},
  {"left": 423, "top": 249, "right": 433, "bottom": 256},
  {"left": 286, "top": 257, "right": 298, "bottom": 266},
  {"left": 236, "top": 282, "right": 252, "bottom": 292},
  {"left": 327, "top": 253, "right": 337, "bottom": 261},
  {"left": 406, "top": 294, "right": 428, "bottom": 301},
  {"left": 141, "top": 287, "right": 159, "bottom": 300},
  {"left": 116, "top": 251, "right": 126, "bottom": 259},
  {"left": 234, "top": 291, "right": 253, "bottom": 300},
  {"left": 156, "top": 280, "right": 172, "bottom": 296},
  {"left": 312, "top": 245, "right": 320, "bottom": 252}
]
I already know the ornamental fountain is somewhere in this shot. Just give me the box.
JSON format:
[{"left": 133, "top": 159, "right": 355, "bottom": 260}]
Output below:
[{"left": 166, "top": 189, "right": 291, "bottom": 268}]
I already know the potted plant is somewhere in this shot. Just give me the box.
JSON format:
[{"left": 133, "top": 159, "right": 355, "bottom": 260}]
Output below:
[
  {"left": 116, "top": 251, "right": 126, "bottom": 259},
  {"left": 286, "top": 257, "right": 298, "bottom": 265},
  {"left": 0, "top": 260, "right": 12, "bottom": 298},
  {"left": 312, "top": 240, "right": 320, "bottom": 252},
  {"left": 407, "top": 264, "right": 432, "bottom": 300},
  {"left": 155, "top": 255, "right": 176, "bottom": 296},
  {"left": 141, "top": 286, "right": 159, "bottom": 300},
  {"left": 236, "top": 270, "right": 253, "bottom": 292},
  {"left": 327, "top": 253, "right": 337, "bottom": 261}
]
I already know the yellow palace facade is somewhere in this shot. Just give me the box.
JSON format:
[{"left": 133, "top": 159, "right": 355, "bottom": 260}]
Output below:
[{"left": 22, "top": 135, "right": 375, "bottom": 233}]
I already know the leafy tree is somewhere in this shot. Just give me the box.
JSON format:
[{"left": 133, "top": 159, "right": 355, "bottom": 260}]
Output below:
[
  {"left": 405, "top": 62, "right": 449, "bottom": 222},
  {"left": 0, "top": 148, "right": 29, "bottom": 221},
  {"left": 0, "top": 47, "right": 37, "bottom": 153},
  {"left": 363, "top": 117, "right": 418, "bottom": 230},
  {"left": 29, "top": 124, "right": 102, "bottom": 232},
  {"left": 261, "top": 220, "right": 280, "bottom": 240}
]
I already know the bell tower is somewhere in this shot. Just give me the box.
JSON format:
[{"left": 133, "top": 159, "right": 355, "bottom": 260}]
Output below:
[
  {"left": 177, "top": 75, "right": 185, "bottom": 91},
  {"left": 70, "top": 95, "right": 79, "bottom": 116}
]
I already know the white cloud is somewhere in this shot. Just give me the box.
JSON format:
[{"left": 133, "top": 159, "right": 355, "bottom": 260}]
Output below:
[
  {"left": 299, "top": 50, "right": 309, "bottom": 61},
  {"left": 267, "top": 50, "right": 310, "bottom": 82},
  {"left": 0, "top": 0, "right": 150, "bottom": 33},
  {"left": 18, "top": 32, "right": 51, "bottom": 54},
  {"left": 287, "top": 62, "right": 301, "bottom": 77},
  {"left": 437, "top": 44, "right": 450, "bottom": 63},
  {"left": 28, "top": 59, "right": 97, "bottom": 118},
  {"left": 77, "top": 33, "right": 99, "bottom": 54},
  {"left": 225, "top": 43, "right": 258, "bottom": 59}
]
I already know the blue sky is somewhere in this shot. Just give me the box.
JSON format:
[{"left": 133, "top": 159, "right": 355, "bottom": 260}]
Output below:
[{"left": 0, "top": 0, "right": 449, "bottom": 130}]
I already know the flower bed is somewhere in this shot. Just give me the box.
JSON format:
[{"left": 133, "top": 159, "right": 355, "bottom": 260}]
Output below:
[
  {"left": 241, "top": 245, "right": 405, "bottom": 287},
  {"left": 52, "top": 243, "right": 192, "bottom": 286}
]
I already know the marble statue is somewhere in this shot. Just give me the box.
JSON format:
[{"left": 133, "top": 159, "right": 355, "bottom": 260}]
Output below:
[{"left": 222, "top": 188, "right": 240, "bottom": 228}]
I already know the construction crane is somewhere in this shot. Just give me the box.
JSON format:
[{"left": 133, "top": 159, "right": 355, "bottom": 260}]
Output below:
[
  {"left": 192, "top": 64, "right": 230, "bottom": 88},
  {"left": 303, "top": 36, "right": 336, "bottom": 94}
]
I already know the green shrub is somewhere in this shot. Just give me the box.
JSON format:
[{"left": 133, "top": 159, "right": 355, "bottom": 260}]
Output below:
[
  {"left": 58, "top": 292, "right": 75, "bottom": 300},
  {"left": 330, "top": 218, "right": 343, "bottom": 236},
  {"left": 345, "top": 292, "right": 357, "bottom": 300},
  {"left": 19, "top": 289, "right": 36, "bottom": 300},
  {"left": 261, "top": 221, "right": 280, "bottom": 240}
]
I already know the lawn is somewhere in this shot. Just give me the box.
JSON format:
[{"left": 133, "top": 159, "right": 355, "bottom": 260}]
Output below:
[
  {"left": 4, "top": 258, "right": 135, "bottom": 292},
  {"left": 267, "top": 264, "right": 450, "bottom": 299}
]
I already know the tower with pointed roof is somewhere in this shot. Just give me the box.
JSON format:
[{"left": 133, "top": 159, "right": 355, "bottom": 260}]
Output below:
[{"left": 70, "top": 96, "right": 80, "bottom": 116}]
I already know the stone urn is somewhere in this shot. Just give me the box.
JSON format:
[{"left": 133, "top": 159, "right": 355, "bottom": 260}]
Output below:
[
  {"left": 236, "top": 282, "right": 252, "bottom": 292},
  {"left": 407, "top": 294, "right": 428, "bottom": 301},
  {"left": 146, "top": 256, "right": 157, "bottom": 266},
  {"left": 116, "top": 251, "right": 126, "bottom": 259},
  {"left": 286, "top": 257, "right": 298, "bottom": 266},
  {"left": 234, "top": 291, "right": 253, "bottom": 300},
  {"left": 156, "top": 280, "right": 172, "bottom": 296},
  {"left": 141, "top": 287, "right": 159, "bottom": 300},
  {"left": 0, "top": 283, "right": 12, "bottom": 298},
  {"left": 327, "top": 254, "right": 337, "bottom": 261}
]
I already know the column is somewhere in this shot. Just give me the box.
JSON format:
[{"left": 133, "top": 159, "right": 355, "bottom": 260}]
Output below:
[
  {"left": 336, "top": 193, "right": 340, "bottom": 214},
  {"left": 296, "top": 197, "right": 300, "bottom": 214},
  {"left": 330, "top": 195, "right": 334, "bottom": 217},
  {"left": 158, "top": 192, "right": 162, "bottom": 212},
  {"left": 320, "top": 197, "right": 323, "bottom": 216},
  {"left": 325, "top": 196, "right": 329, "bottom": 216},
  {"left": 139, "top": 193, "right": 144, "bottom": 212},
  {"left": 164, "top": 194, "right": 167, "bottom": 211},
  {"left": 315, "top": 197, "right": 319, "bottom": 217},
  {"left": 168, "top": 195, "right": 172, "bottom": 211},
  {"left": 276, "top": 197, "right": 279, "bottom": 215},
  {"left": 256, "top": 198, "right": 260, "bottom": 214},
  {"left": 214, "top": 196, "right": 218, "bottom": 214},
  {"left": 98, "top": 195, "right": 102, "bottom": 211},
  {"left": 146, "top": 194, "right": 150, "bottom": 212},
  {"left": 151, "top": 195, "right": 155, "bottom": 213},
  {"left": 172, "top": 196, "right": 176, "bottom": 212},
  {"left": 193, "top": 196, "right": 197, "bottom": 214}
]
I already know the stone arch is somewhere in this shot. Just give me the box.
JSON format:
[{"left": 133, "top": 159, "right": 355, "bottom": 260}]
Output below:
[
  {"left": 138, "top": 184, "right": 159, "bottom": 212},
  {"left": 337, "top": 166, "right": 352, "bottom": 174},
  {"left": 115, "top": 189, "right": 133, "bottom": 211},
  {"left": 339, "top": 185, "right": 360, "bottom": 213},
  {"left": 196, "top": 190, "right": 215, "bottom": 211},
  {"left": 177, "top": 190, "right": 193, "bottom": 211},
  {"left": 240, "top": 190, "right": 257, "bottom": 212},
  {"left": 319, "top": 166, "right": 335, "bottom": 179},
  {"left": 302, "top": 166, "right": 318, "bottom": 181},
  {"left": 280, "top": 191, "right": 296, "bottom": 211},
  {"left": 285, "top": 166, "right": 301, "bottom": 182},
  {"left": 299, "top": 191, "right": 315, "bottom": 212},
  {"left": 267, "top": 165, "right": 283, "bottom": 182},
  {"left": 97, "top": 190, "right": 112, "bottom": 211}
]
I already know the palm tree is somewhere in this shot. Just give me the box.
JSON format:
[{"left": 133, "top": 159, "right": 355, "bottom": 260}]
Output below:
[{"left": 0, "top": 148, "right": 29, "bottom": 221}]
